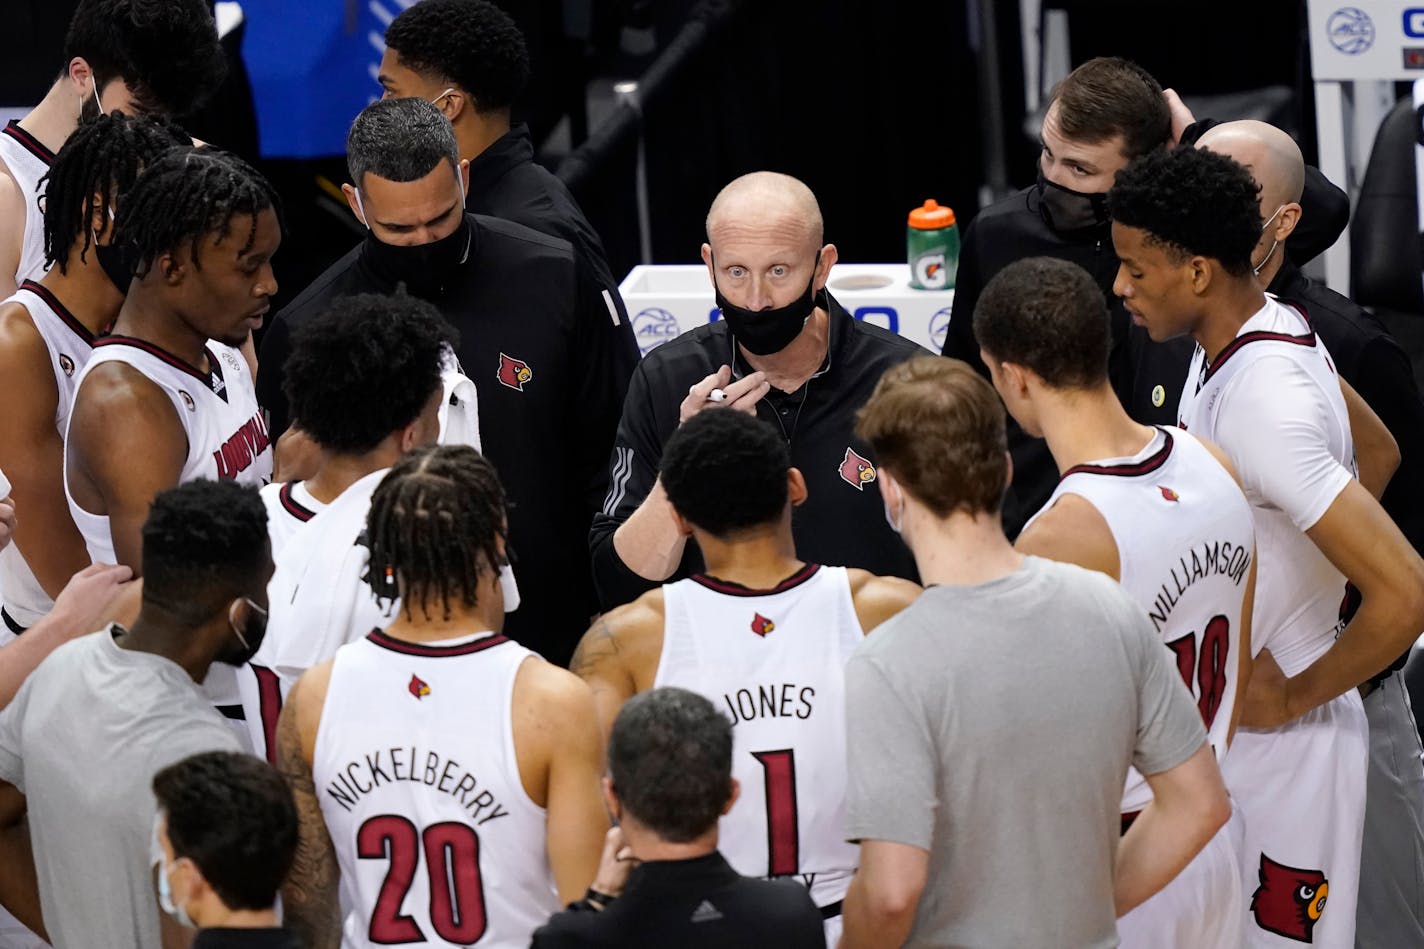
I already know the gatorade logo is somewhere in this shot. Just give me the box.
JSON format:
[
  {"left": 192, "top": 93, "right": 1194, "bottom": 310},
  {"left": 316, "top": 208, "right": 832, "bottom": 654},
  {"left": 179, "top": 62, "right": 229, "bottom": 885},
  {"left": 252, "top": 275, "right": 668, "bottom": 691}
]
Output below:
[{"left": 914, "top": 252, "right": 948, "bottom": 290}]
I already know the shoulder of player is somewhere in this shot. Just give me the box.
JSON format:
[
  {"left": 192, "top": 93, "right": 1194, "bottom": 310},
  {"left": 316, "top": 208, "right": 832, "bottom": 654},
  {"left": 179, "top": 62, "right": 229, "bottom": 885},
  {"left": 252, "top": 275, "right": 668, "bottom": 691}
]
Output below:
[
  {"left": 570, "top": 592, "right": 664, "bottom": 679},
  {"left": 1183, "top": 431, "right": 1242, "bottom": 487},
  {"left": 512, "top": 656, "right": 600, "bottom": 747},
  {"left": 846, "top": 569, "right": 922, "bottom": 633},
  {"left": 1015, "top": 494, "right": 1119, "bottom": 580},
  {"left": 74, "top": 358, "right": 177, "bottom": 416},
  {"left": 0, "top": 301, "right": 51, "bottom": 379},
  {"left": 286, "top": 659, "right": 335, "bottom": 757}
]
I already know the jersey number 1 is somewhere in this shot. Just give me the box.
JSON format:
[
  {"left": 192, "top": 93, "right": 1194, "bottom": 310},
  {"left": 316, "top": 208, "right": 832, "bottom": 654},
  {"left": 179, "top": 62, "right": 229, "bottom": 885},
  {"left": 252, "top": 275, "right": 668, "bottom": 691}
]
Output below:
[
  {"left": 1165, "top": 615, "right": 1230, "bottom": 728},
  {"left": 753, "top": 749, "right": 799, "bottom": 877},
  {"left": 358, "top": 814, "right": 487, "bottom": 944}
]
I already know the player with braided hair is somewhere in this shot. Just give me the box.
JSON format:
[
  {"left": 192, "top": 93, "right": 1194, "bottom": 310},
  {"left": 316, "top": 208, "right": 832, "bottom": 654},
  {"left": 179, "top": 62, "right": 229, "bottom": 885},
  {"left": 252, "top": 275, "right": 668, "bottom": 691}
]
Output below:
[
  {"left": 0, "top": 113, "right": 184, "bottom": 636},
  {"left": 0, "top": 0, "right": 225, "bottom": 294},
  {"left": 62, "top": 146, "right": 278, "bottom": 739},
  {"left": 278, "top": 444, "right": 607, "bottom": 949}
]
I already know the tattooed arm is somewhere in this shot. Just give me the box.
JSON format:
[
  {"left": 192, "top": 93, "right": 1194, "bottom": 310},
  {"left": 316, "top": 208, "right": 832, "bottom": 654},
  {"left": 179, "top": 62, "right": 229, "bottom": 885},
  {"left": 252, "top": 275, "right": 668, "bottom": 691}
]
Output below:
[
  {"left": 277, "top": 663, "right": 342, "bottom": 949},
  {"left": 569, "top": 590, "right": 666, "bottom": 741}
]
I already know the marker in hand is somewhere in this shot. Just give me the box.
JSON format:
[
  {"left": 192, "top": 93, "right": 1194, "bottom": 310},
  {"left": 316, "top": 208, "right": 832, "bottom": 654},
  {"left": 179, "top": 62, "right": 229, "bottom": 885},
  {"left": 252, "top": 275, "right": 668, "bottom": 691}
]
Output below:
[{"left": 708, "top": 388, "right": 728, "bottom": 403}]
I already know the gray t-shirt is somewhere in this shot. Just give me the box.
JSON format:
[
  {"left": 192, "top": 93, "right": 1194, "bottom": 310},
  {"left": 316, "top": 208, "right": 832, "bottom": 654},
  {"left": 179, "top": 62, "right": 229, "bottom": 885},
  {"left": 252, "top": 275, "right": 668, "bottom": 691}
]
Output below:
[
  {"left": 0, "top": 626, "right": 242, "bottom": 949},
  {"left": 844, "top": 557, "right": 1205, "bottom": 949}
]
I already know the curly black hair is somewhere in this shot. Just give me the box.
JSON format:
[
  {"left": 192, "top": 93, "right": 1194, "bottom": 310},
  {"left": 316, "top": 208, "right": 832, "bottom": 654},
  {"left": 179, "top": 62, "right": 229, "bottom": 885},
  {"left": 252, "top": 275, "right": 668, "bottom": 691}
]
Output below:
[
  {"left": 41, "top": 112, "right": 188, "bottom": 274},
  {"left": 116, "top": 147, "right": 281, "bottom": 276},
  {"left": 974, "top": 257, "right": 1111, "bottom": 389},
  {"left": 62, "top": 0, "right": 226, "bottom": 116},
  {"left": 1108, "top": 146, "right": 1264, "bottom": 278},
  {"left": 141, "top": 480, "right": 269, "bottom": 619},
  {"left": 284, "top": 292, "right": 454, "bottom": 455},
  {"left": 384, "top": 0, "right": 529, "bottom": 114},
  {"left": 660, "top": 409, "right": 790, "bottom": 538},
  {"left": 366, "top": 444, "right": 509, "bottom": 622},
  {"left": 152, "top": 752, "right": 297, "bottom": 911}
]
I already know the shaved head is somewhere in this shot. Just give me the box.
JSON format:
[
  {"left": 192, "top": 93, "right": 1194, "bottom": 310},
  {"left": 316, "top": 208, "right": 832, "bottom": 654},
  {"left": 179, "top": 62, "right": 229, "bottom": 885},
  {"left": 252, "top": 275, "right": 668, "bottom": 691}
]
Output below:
[
  {"left": 1196, "top": 120, "right": 1305, "bottom": 211},
  {"left": 706, "top": 171, "right": 824, "bottom": 254}
]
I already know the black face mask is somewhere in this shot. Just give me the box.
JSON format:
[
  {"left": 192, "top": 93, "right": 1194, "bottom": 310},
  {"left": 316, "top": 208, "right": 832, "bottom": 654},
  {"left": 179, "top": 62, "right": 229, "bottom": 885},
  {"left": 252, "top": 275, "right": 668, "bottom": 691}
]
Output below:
[
  {"left": 93, "top": 240, "right": 133, "bottom": 294},
  {"left": 363, "top": 218, "right": 471, "bottom": 297},
  {"left": 713, "top": 253, "right": 825, "bottom": 356},
  {"left": 1036, "top": 171, "right": 1111, "bottom": 233}
]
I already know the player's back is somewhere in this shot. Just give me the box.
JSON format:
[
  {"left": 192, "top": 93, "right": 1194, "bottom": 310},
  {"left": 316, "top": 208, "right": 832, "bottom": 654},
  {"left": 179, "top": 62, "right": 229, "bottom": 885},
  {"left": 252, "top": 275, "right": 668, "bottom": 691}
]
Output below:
[
  {"left": 0, "top": 120, "right": 53, "bottom": 287},
  {"left": 1178, "top": 298, "right": 1352, "bottom": 676},
  {"left": 1027, "top": 426, "right": 1252, "bottom": 811},
  {"left": 313, "top": 629, "right": 555, "bottom": 949},
  {"left": 655, "top": 564, "right": 862, "bottom": 912}
]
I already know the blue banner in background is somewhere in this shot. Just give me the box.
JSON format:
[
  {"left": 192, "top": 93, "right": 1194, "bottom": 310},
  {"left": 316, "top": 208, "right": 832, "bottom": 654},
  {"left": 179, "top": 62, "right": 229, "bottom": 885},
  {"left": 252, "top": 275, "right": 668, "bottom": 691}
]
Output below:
[{"left": 240, "top": 0, "right": 402, "bottom": 158}]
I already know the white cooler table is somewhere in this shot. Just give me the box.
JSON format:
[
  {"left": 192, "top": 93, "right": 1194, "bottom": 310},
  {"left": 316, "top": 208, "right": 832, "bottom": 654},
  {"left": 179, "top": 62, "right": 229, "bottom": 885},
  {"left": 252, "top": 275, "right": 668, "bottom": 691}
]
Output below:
[{"left": 620, "top": 264, "right": 955, "bottom": 357}]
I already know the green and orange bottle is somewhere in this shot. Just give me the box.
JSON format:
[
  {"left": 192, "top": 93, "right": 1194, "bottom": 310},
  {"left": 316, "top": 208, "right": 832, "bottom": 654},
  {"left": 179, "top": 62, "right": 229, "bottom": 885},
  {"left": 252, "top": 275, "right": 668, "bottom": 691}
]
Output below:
[{"left": 907, "top": 199, "right": 958, "bottom": 290}]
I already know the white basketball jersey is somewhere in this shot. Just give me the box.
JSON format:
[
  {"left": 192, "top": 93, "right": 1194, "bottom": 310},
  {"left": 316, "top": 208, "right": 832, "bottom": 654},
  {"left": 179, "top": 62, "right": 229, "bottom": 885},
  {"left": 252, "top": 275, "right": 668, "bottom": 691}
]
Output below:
[
  {"left": 1024, "top": 427, "right": 1253, "bottom": 813},
  {"left": 656, "top": 564, "right": 863, "bottom": 909},
  {"left": 0, "top": 120, "right": 53, "bottom": 286},
  {"left": 1177, "top": 299, "right": 1353, "bottom": 677},
  {"left": 314, "top": 630, "right": 554, "bottom": 949},
  {"left": 259, "top": 480, "right": 324, "bottom": 559},
  {"left": 0, "top": 281, "right": 96, "bottom": 627},
  {"left": 64, "top": 335, "right": 273, "bottom": 565}
]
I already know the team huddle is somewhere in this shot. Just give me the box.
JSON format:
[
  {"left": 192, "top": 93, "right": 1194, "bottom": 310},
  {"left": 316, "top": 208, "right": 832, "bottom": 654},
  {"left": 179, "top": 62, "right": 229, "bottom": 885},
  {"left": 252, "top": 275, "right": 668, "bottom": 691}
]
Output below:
[{"left": 0, "top": 1, "right": 1421, "bottom": 948}]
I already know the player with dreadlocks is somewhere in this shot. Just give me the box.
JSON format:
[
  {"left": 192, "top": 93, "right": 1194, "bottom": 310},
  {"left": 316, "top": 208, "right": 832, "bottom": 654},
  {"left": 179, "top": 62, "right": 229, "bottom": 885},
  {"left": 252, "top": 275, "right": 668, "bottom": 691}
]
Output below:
[
  {"left": 0, "top": 0, "right": 225, "bottom": 295},
  {"left": 276, "top": 444, "right": 608, "bottom": 949},
  {"left": 0, "top": 112, "right": 184, "bottom": 635},
  {"left": 63, "top": 146, "right": 279, "bottom": 737}
]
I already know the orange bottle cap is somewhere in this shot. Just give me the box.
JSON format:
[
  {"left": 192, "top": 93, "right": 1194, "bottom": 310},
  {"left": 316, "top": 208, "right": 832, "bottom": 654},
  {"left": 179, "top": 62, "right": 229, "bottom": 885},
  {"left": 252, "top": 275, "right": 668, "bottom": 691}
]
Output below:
[{"left": 908, "top": 199, "right": 956, "bottom": 229}]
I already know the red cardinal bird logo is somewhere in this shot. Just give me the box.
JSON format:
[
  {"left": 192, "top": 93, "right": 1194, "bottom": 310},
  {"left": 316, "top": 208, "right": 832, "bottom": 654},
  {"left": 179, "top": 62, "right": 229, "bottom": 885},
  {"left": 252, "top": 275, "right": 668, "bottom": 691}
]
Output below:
[
  {"left": 408, "top": 674, "right": 431, "bottom": 700},
  {"left": 839, "top": 447, "right": 877, "bottom": 491},
  {"left": 497, "top": 352, "right": 533, "bottom": 391},
  {"left": 1251, "top": 854, "right": 1328, "bottom": 942},
  {"left": 751, "top": 614, "right": 776, "bottom": 637},
  {"left": 1158, "top": 485, "right": 1180, "bottom": 503}
]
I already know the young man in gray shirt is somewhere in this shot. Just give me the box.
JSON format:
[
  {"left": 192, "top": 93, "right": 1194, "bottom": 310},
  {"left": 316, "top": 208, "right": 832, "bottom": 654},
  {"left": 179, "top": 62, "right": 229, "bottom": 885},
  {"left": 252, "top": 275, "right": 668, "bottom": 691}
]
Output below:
[
  {"left": 840, "top": 357, "right": 1230, "bottom": 949},
  {"left": 0, "top": 480, "right": 272, "bottom": 949}
]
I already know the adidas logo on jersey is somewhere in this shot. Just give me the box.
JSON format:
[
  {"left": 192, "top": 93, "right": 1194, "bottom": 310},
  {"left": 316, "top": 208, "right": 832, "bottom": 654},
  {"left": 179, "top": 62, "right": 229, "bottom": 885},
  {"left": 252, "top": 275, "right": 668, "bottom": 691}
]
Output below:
[{"left": 690, "top": 900, "right": 723, "bottom": 923}]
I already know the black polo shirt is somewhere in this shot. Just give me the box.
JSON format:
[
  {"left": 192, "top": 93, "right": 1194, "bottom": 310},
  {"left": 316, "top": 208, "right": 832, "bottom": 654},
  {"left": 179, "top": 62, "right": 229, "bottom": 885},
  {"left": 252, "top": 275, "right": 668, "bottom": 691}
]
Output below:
[
  {"left": 589, "top": 295, "right": 925, "bottom": 610},
  {"left": 530, "top": 851, "right": 826, "bottom": 949},
  {"left": 257, "top": 213, "right": 640, "bottom": 664},
  {"left": 466, "top": 123, "right": 630, "bottom": 326}
]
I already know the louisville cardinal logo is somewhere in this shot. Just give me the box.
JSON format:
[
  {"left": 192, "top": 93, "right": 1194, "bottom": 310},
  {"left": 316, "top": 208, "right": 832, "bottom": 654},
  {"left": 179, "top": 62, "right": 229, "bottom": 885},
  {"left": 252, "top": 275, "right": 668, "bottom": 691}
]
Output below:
[
  {"left": 1158, "top": 485, "right": 1180, "bottom": 503},
  {"left": 408, "top": 674, "right": 431, "bottom": 700},
  {"left": 1251, "top": 854, "right": 1328, "bottom": 942},
  {"left": 497, "top": 352, "right": 533, "bottom": 391},
  {"left": 839, "top": 447, "right": 877, "bottom": 491},
  {"left": 751, "top": 613, "right": 775, "bottom": 637}
]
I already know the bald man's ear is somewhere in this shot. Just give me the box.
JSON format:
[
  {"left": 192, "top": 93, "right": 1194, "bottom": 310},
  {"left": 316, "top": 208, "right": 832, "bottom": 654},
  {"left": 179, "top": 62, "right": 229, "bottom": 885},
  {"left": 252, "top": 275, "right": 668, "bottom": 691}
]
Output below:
[
  {"left": 1272, "top": 203, "right": 1302, "bottom": 245},
  {"left": 815, "top": 244, "right": 838, "bottom": 290},
  {"left": 701, "top": 242, "right": 715, "bottom": 282}
]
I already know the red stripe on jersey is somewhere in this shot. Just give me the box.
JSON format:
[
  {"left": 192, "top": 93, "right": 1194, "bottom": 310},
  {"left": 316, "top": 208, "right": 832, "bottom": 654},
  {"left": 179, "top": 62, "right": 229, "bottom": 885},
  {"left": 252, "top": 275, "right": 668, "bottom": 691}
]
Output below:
[
  {"left": 2, "top": 121, "right": 55, "bottom": 165},
  {"left": 95, "top": 335, "right": 225, "bottom": 395},
  {"left": 1061, "top": 428, "right": 1175, "bottom": 480},
  {"left": 279, "top": 481, "right": 317, "bottom": 522},
  {"left": 20, "top": 280, "right": 97, "bottom": 345},
  {"left": 366, "top": 629, "right": 509, "bottom": 658},
  {"left": 690, "top": 563, "right": 822, "bottom": 597}
]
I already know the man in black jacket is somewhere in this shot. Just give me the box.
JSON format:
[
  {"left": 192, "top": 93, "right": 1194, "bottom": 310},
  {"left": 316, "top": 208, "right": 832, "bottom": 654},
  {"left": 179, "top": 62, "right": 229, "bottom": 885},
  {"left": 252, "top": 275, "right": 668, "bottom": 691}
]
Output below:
[
  {"left": 587, "top": 172, "right": 924, "bottom": 610},
  {"left": 1198, "top": 119, "right": 1424, "bottom": 949},
  {"left": 531, "top": 687, "right": 826, "bottom": 949},
  {"left": 945, "top": 57, "right": 1349, "bottom": 536},
  {"left": 379, "top": 0, "right": 629, "bottom": 328},
  {"left": 257, "top": 97, "right": 639, "bottom": 665}
]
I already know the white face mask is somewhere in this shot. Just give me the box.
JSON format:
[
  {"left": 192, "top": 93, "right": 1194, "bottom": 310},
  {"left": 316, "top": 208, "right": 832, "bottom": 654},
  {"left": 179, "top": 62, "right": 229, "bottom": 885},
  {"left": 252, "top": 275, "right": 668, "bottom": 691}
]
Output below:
[
  {"left": 1252, "top": 204, "right": 1286, "bottom": 277},
  {"left": 150, "top": 816, "right": 195, "bottom": 929},
  {"left": 91, "top": 79, "right": 106, "bottom": 116},
  {"left": 882, "top": 477, "right": 904, "bottom": 535}
]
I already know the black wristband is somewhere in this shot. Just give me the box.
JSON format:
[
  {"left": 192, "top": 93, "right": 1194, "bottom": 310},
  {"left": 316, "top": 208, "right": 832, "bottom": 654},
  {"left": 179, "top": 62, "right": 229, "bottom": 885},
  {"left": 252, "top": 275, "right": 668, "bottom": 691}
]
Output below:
[{"left": 585, "top": 887, "right": 618, "bottom": 907}]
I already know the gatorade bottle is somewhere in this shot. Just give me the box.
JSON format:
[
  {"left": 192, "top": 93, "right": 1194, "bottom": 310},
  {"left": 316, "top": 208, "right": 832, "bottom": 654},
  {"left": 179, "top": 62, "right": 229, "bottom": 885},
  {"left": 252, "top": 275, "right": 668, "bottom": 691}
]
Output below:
[{"left": 907, "top": 199, "right": 959, "bottom": 290}]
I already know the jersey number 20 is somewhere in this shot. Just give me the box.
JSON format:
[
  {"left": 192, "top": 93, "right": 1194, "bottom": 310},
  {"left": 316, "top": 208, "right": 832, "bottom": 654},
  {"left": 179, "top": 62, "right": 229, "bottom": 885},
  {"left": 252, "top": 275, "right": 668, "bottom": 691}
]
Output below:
[
  {"left": 359, "top": 814, "right": 487, "bottom": 944},
  {"left": 1165, "top": 615, "right": 1230, "bottom": 728}
]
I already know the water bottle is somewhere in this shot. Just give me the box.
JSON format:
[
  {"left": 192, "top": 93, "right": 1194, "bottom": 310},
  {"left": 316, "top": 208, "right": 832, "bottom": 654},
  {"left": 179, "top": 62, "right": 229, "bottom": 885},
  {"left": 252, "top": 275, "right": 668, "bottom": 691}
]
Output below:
[{"left": 907, "top": 199, "right": 959, "bottom": 290}]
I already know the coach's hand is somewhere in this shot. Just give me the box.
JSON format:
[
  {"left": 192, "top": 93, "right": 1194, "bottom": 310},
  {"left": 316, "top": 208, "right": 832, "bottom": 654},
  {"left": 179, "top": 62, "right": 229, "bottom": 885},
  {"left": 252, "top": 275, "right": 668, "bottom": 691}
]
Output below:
[
  {"left": 589, "top": 825, "right": 638, "bottom": 902},
  {"left": 47, "top": 563, "right": 137, "bottom": 639},
  {"left": 1238, "top": 649, "right": 1293, "bottom": 729},
  {"left": 679, "top": 365, "right": 769, "bottom": 424}
]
